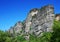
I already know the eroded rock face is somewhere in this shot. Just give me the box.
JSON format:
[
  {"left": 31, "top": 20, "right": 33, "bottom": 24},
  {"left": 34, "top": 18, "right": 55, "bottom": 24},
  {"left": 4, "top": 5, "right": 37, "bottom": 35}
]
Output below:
[
  {"left": 9, "top": 21, "right": 23, "bottom": 36},
  {"left": 25, "top": 8, "right": 39, "bottom": 34},
  {"left": 55, "top": 14, "right": 60, "bottom": 21},
  {"left": 8, "top": 27, "right": 14, "bottom": 35},
  {"left": 14, "top": 21, "right": 23, "bottom": 35},
  {"left": 24, "top": 8, "right": 39, "bottom": 40},
  {"left": 27, "top": 5, "right": 55, "bottom": 36},
  {"left": 8, "top": 5, "right": 55, "bottom": 38}
]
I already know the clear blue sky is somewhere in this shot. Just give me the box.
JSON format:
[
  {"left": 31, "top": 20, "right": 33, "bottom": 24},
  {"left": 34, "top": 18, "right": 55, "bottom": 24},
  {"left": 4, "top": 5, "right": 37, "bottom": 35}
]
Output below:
[{"left": 0, "top": 0, "right": 60, "bottom": 31}]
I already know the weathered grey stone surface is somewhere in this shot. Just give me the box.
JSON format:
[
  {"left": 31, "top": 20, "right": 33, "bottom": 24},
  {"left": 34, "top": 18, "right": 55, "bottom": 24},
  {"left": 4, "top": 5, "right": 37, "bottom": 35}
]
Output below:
[
  {"left": 8, "top": 27, "right": 14, "bottom": 34},
  {"left": 8, "top": 5, "right": 55, "bottom": 38},
  {"left": 14, "top": 21, "right": 23, "bottom": 35},
  {"left": 55, "top": 14, "right": 60, "bottom": 21},
  {"left": 8, "top": 21, "right": 23, "bottom": 36},
  {"left": 29, "top": 5, "right": 55, "bottom": 36}
]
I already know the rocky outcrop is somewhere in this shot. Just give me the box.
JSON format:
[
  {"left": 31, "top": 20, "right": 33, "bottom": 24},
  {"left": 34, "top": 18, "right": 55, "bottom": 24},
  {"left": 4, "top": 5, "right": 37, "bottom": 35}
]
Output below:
[
  {"left": 8, "top": 21, "right": 23, "bottom": 36},
  {"left": 8, "top": 5, "right": 55, "bottom": 38},
  {"left": 25, "top": 5, "right": 55, "bottom": 37},
  {"left": 55, "top": 14, "right": 60, "bottom": 21}
]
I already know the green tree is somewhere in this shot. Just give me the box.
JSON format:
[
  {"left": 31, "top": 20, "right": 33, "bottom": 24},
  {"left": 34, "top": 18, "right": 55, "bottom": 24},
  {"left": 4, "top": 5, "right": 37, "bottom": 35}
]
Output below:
[
  {"left": 0, "top": 30, "right": 12, "bottom": 42},
  {"left": 50, "top": 20, "right": 60, "bottom": 42}
]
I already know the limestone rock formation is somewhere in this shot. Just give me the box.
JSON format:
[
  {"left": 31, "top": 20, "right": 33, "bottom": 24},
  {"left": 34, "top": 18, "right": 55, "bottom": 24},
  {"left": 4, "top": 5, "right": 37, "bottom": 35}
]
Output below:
[
  {"left": 8, "top": 5, "right": 55, "bottom": 38},
  {"left": 55, "top": 14, "right": 60, "bottom": 21},
  {"left": 26, "top": 5, "right": 55, "bottom": 37},
  {"left": 8, "top": 21, "right": 23, "bottom": 36}
]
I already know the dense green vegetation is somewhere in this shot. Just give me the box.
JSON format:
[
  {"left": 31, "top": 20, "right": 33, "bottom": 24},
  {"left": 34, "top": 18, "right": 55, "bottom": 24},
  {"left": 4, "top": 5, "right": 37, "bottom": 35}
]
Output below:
[
  {"left": 0, "top": 20, "right": 60, "bottom": 42},
  {"left": 50, "top": 20, "right": 60, "bottom": 42}
]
